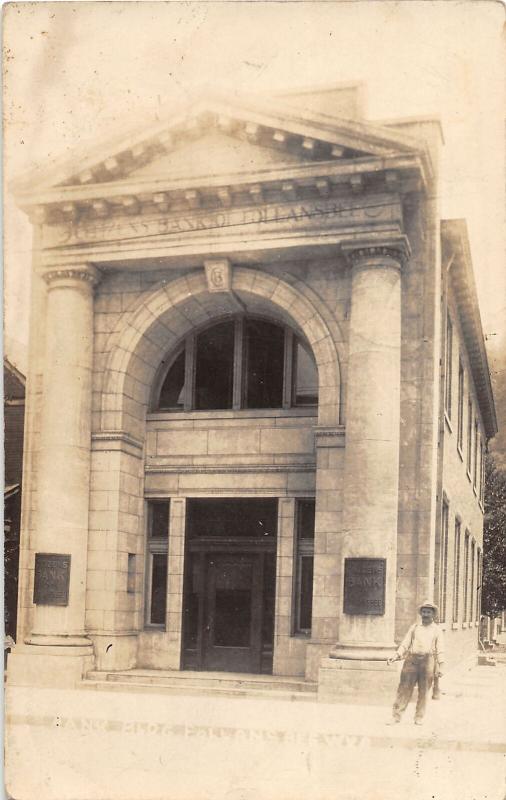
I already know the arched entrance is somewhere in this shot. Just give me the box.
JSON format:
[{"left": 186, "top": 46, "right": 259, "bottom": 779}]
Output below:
[{"left": 93, "top": 266, "right": 342, "bottom": 676}]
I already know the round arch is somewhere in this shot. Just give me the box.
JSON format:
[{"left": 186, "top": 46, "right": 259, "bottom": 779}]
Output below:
[{"left": 100, "top": 267, "right": 343, "bottom": 436}]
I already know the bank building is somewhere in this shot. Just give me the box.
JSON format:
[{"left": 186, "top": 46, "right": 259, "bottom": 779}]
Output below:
[{"left": 9, "top": 84, "right": 497, "bottom": 701}]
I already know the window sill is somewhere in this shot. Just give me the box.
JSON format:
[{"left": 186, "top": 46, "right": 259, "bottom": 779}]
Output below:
[
  {"left": 148, "top": 407, "right": 318, "bottom": 422},
  {"left": 444, "top": 412, "right": 453, "bottom": 433},
  {"left": 291, "top": 631, "right": 312, "bottom": 639}
]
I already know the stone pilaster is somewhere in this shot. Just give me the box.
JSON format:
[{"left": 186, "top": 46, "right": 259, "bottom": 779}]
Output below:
[
  {"left": 9, "top": 264, "right": 100, "bottom": 687},
  {"left": 319, "top": 239, "right": 410, "bottom": 701}
]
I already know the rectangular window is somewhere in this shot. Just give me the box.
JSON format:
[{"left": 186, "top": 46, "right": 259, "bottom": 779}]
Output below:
[
  {"left": 457, "top": 360, "right": 464, "bottom": 452},
  {"left": 195, "top": 321, "right": 235, "bottom": 410},
  {"left": 293, "top": 498, "right": 315, "bottom": 634},
  {"left": 145, "top": 500, "right": 170, "bottom": 627},
  {"left": 470, "top": 539, "right": 476, "bottom": 622},
  {"left": 452, "top": 519, "right": 461, "bottom": 623},
  {"left": 245, "top": 318, "right": 284, "bottom": 409},
  {"left": 444, "top": 312, "right": 453, "bottom": 419},
  {"left": 293, "top": 340, "right": 319, "bottom": 406},
  {"left": 467, "top": 398, "right": 473, "bottom": 475},
  {"left": 463, "top": 531, "right": 470, "bottom": 622},
  {"left": 473, "top": 421, "right": 479, "bottom": 489},
  {"left": 438, "top": 499, "right": 449, "bottom": 623}
]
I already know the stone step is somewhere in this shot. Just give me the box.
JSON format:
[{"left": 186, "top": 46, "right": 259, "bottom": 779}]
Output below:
[
  {"left": 86, "top": 669, "right": 317, "bottom": 693},
  {"left": 82, "top": 678, "right": 317, "bottom": 703}
]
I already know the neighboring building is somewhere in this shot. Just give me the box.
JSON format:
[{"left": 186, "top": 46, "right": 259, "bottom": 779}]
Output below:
[
  {"left": 8, "top": 85, "right": 497, "bottom": 699},
  {"left": 4, "top": 358, "right": 26, "bottom": 642}
]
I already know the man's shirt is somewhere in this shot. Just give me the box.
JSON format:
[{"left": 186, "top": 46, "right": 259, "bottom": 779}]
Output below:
[{"left": 396, "top": 621, "right": 445, "bottom": 664}]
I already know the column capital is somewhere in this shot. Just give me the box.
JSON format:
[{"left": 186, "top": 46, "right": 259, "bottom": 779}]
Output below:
[
  {"left": 341, "top": 236, "right": 411, "bottom": 270},
  {"left": 41, "top": 263, "right": 101, "bottom": 288}
]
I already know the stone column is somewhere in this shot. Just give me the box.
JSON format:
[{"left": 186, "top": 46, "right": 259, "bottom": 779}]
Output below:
[
  {"left": 10, "top": 264, "right": 100, "bottom": 686},
  {"left": 319, "top": 240, "right": 409, "bottom": 701}
]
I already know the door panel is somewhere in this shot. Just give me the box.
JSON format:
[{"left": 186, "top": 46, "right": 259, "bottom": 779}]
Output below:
[{"left": 204, "top": 553, "right": 262, "bottom": 673}]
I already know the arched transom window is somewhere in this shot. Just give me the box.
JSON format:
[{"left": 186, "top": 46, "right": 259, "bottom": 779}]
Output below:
[{"left": 155, "top": 316, "right": 318, "bottom": 412}]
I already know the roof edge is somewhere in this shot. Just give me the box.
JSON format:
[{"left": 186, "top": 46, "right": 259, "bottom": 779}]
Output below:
[
  {"left": 441, "top": 219, "right": 498, "bottom": 439},
  {"left": 4, "top": 356, "right": 26, "bottom": 386}
]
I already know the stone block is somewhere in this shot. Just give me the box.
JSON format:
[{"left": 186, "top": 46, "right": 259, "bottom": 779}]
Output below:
[
  {"left": 396, "top": 554, "right": 418, "bottom": 578},
  {"left": 7, "top": 646, "right": 95, "bottom": 688},
  {"left": 312, "top": 594, "right": 340, "bottom": 619},
  {"left": 260, "top": 428, "right": 314, "bottom": 455},
  {"left": 313, "top": 554, "right": 339, "bottom": 577},
  {"left": 208, "top": 428, "right": 260, "bottom": 455},
  {"left": 312, "top": 617, "right": 339, "bottom": 641},
  {"left": 286, "top": 472, "right": 316, "bottom": 492},
  {"left": 85, "top": 609, "right": 105, "bottom": 630},
  {"left": 318, "top": 656, "right": 400, "bottom": 704}
]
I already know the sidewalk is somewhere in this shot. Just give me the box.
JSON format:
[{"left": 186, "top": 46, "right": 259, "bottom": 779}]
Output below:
[{"left": 5, "top": 655, "right": 506, "bottom": 800}]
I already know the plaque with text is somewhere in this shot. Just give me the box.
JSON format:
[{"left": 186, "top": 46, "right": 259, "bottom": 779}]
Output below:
[
  {"left": 343, "top": 558, "right": 386, "bottom": 616},
  {"left": 33, "top": 553, "right": 71, "bottom": 606}
]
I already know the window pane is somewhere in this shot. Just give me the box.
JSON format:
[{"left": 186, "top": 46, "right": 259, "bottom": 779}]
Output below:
[
  {"left": 245, "top": 319, "right": 284, "bottom": 409},
  {"left": 298, "top": 498, "right": 315, "bottom": 540},
  {"left": 195, "top": 321, "right": 234, "bottom": 410},
  {"left": 150, "top": 501, "right": 170, "bottom": 538},
  {"left": 299, "top": 556, "right": 314, "bottom": 631},
  {"left": 294, "top": 340, "right": 318, "bottom": 405},
  {"left": 150, "top": 553, "right": 167, "bottom": 625},
  {"left": 159, "top": 349, "right": 185, "bottom": 409},
  {"left": 187, "top": 498, "right": 278, "bottom": 539}
]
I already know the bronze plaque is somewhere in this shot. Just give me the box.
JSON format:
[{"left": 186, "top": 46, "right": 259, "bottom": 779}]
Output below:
[
  {"left": 343, "top": 558, "right": 386, "bottom": 615},
  {"left": 33, "top": 553, "right": 71, "bottom": 606}
]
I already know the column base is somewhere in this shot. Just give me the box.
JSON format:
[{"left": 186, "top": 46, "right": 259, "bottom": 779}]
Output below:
[
  {"left": 7, "top": 642, "right": 95, "bottom": 688},
  {"left": 318, "top": 651, "right": 401, "bottom": 705}
]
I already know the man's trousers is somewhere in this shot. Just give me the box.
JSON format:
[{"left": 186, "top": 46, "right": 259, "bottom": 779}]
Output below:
[{"left": 392, "top": 653, "right": 435, "bottom": 721}]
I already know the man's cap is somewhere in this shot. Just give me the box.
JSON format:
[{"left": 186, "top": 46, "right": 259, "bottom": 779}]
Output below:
[{"left": 419, "top": 600, "right": 438, "bottom": 614}]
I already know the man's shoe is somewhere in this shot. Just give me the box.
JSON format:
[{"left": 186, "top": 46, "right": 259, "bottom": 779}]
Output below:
[
  {"left": 432, "top": 691, "right": 441, "bottom": 700},
  {"left": 414, "top": 718, "right": 424, "bottom": 726},
  {"left": 386, "top": 717, "right": 401, "bottom": 725}
]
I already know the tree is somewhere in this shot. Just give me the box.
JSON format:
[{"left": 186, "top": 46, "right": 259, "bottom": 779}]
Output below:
[{"left": 482, "top": 453, "right": 506, "bottom": 617}]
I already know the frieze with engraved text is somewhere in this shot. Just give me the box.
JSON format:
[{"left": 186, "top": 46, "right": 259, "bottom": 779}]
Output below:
[{"left": 43, "top": 195, "right": 402, "bottom": 249}]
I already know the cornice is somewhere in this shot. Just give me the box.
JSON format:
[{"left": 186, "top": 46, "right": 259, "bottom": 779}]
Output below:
[
  {"left": 18, "top": 153, "right": 426, "bottom": 227},
  {"left": 92, "top": 430, "right": 144, "bottom": 450},
  {"left": 314, "top": 426, "right": 346, "bottom": 447},
  {"left": 145, "top": 463, "right": 316, "bottom": 475},
  {"left": 442, "top": 219, "right": 497, "bottom": 439}
]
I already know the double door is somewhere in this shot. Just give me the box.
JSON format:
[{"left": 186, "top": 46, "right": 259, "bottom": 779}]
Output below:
[{"left": 183, "top": 546, "right": 276, "bottom": 674}]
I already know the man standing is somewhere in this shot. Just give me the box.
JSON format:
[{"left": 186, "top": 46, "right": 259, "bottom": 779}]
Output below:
[{"left": 387, "top": 601, "right": 444, "bottom": 725}]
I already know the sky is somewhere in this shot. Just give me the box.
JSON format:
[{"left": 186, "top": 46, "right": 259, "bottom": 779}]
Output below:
[{"left": 3, "top": 0, "right": 505, "bottom": 376}]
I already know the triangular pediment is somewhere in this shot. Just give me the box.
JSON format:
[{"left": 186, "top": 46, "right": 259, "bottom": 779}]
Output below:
[
  {"left": 128, "top": 129, "right": 307, "bottom": 182},
  {"left": 13, "top": 92, "right": 431, "bottom": 201}
]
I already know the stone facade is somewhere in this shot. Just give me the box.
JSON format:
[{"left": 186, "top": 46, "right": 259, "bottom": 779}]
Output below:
[{"left": 8, "top": 86, "right": 497, "bottom": 698}]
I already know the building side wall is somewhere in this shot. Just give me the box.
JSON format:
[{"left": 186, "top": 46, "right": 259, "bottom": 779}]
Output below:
[{"left": 438, "top": 283, "right": 486, "bottom": 668}]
